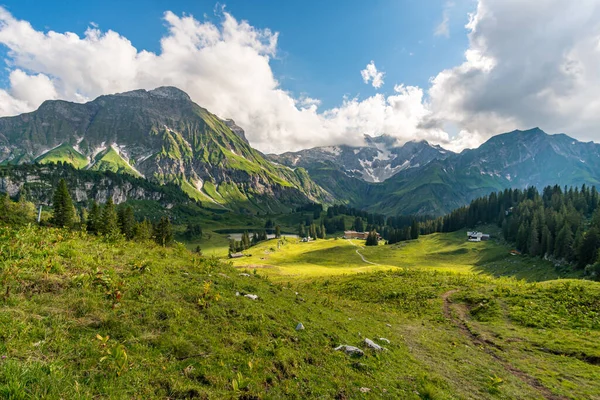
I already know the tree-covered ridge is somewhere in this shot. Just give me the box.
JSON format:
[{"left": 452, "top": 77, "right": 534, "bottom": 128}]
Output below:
[{"left": 416, "top": 185, "right": 600, "bottom": 275}]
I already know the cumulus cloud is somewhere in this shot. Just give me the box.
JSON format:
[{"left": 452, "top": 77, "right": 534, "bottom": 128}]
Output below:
[
  {"left": 427, "top": 0, "right": 600, "bottom": 146},
  {"left": 360, "top": 61, "right": 385, "bottom": 89},
  {"left": 0, "top": 1, "right": 598, "bottom": 154}
]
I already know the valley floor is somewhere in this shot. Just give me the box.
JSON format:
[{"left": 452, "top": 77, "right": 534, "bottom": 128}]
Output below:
[{"left": 1, "top": 226, "right": 599, "bottom": 399}]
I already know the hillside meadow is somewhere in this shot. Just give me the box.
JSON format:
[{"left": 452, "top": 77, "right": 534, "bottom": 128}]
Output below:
[{"left": 1, "top": 224, "right": 599, "bottom": 399}]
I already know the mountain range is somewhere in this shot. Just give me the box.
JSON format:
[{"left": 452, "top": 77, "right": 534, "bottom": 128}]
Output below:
[
  {"left": 1, "top": 86, "right": 599, "bottom": 216},
  {"left": 0, "top": 87, "right": 329, "bottom": 214}
]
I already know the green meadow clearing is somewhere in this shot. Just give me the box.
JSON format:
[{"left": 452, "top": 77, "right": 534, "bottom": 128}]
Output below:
[{"left": 1, "top": 224, "right": 599, "bottom": 399}]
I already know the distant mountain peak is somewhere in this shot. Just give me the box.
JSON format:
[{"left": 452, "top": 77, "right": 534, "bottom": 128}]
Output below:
[
  {"left": 111, "top": 86, "right": 191, "bottom": 101},
  {"left": 149, "top": 86, "right": 191, "bottom": 101}
]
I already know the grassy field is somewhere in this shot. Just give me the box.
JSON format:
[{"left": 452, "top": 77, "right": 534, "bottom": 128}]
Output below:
[
  {"left": 230, "top": 230, "right": 579, "bottom": 282},
  {"left": 1, "top": 224, "right": 599, "bottom": 399}
]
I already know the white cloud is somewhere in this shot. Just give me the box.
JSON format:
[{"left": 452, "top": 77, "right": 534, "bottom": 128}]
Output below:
[
  {"left": 434, "top": 2, "right": 453, "bottom": 38},
  {"left": 0, "top": 1, "right": 598, "bottom": 154},
  {"left": 426, "top": 0, "right": 600, "bottom": 146},
  {"left": 360, "top": 61, "right": 385, "bottom": 89}
]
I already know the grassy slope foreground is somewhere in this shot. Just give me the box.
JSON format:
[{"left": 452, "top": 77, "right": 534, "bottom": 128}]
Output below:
[{"left": 1, "top": 225, "right": 600, "bottom": 399}]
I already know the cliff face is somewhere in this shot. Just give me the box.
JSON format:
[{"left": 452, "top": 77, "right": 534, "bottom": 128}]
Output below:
[
  {"left": 0, "top": 87, "right": 331, "bottom": 213},
  {"left": 0, "top": 164, "right": 189, "bottom": 208}
]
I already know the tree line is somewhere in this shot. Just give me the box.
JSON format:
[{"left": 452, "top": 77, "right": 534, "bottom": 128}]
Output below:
[{"left": 2, "top": 178, "right": 179, "bottom": 247}]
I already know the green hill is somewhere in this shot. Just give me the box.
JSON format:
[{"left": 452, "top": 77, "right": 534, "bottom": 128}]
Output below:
[
  {"left": 1, "top": 219, "right": 599, "bottom": 398},
  {"left": 35, "top": 143, "right": 89, "bottom": 169},
  {"left": 89, "top": 147, "right": 142, "bottom": 177}
]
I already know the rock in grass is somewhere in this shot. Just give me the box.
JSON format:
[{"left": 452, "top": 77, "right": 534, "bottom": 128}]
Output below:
[
  {"left": 239, "top": 273, "right": 251, "bottom": 277},
  {"left": 296, "top": 323, "right": 305, "bottom": 331},
  {"left": 244, "top": 294, "right": 258, "bottom": 300},
  {"left": 364, "top": 338, "right": 384, "bottom": 351},
  {"left": 360, "top": 387, "right": 371, "bottom": 393},
  {"left": 334, "top": 345, "right": 364, "bottom": 357},
  {"left": 378, "top": 337, "right": 391, "bottom": 344}
]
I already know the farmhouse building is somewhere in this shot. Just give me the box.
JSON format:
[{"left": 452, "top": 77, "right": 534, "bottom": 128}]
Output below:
[
  {"left": 467, "top": 231, "right": 490, "bottom": 242},
  {"left": 344, "top": 231, "right": 381, "bottom": 240}
]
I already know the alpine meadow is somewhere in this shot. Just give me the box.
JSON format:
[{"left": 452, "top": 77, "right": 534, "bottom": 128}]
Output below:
[{"left": 1, "top": 1, "right": 600, "bottom": 399}]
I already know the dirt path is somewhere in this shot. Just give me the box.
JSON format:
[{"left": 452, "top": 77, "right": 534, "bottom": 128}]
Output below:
[
  {"left": 441, "top": 290, "right": 566, "bottom": 400},
  {"left": 345, "top": 239, "right": 379, "bottom": 265}
]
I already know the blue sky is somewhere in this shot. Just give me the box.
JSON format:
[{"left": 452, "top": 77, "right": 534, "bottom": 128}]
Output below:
[
  {"left": 0, "top": 1, "right": 596, "bottom": 153},
  {"left": 0, "top": 0, "right": 473, "bottom": 110}
]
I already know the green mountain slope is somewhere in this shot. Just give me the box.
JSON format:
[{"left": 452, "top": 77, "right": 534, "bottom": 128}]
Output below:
[
  {"left": 35, "top": 143, "right": 89, "bottom": 169},
  {"left": 0, "top": 87, "right": 330, "bottom": 213},
  {"left": 89, "top": 147, "right": 142, "bottom": 177}
]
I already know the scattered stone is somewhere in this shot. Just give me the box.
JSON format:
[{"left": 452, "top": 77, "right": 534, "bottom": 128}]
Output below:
[
  {"left": 364, "top": 338, "right": 384, "bottom": 351},
  {"left": 334, "top": 345, "right": 364, "bottom": 357},
  {"left": 244, "top": 294, "right": 258, "bottom": 300},
  {"left": 239, "top": 273, "right": 251, "bottom": 277},
  {"left": 235, "top": 292, "right": 240, "bottom": 296},
  {"left": 386, "top": 324, "right": 392, "bottom": 328},
  {"left": 217, "top": 273, "right": 229, "bottom": 278},
  {"left": 359, "top": 387, "right": 371, "bottom": 393},
  {"left": 378, "top": 337, "right": 391, "bottom": 344},
  {"left": 296, "top": 323, "right": 305, "bottom": 331}
]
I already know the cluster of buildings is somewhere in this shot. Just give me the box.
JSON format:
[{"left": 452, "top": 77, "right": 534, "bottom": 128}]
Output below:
[
  {"left": 343, "top": 231, "right": 381, "bottom": 240},
  {"left": 467, "top": 231, "right": 490, "bottom": 242}
]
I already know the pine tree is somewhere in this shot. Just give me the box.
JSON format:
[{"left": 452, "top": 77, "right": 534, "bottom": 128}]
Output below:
[
  {"left": 0, "top": 193, "right": 10, "bottom": 222},
  {"left": 298, "top": 223, "right": 306, "bottom": 238},
  {"left": 118, "top": 205, "right": 136, "bottom": 240},
  {"left": 365, "top": 231, "right": 378, "bottom": 246},
  {"left": 411, "top": 220, "right": 420, "bottom": 240},
  {"left": 320, "top": 223, "right": 326, "bottom": 239},
  {"left": 554, "top": 223, "right": 573, "bottom": 260},
  {"left": 275, "top": 225, "right": 281, "bottom": 238},
  {"left": 354, "top": 217, "right": 364, "bottom": 232},
  {"left": 133, "top": 218, "right": 153, "bottom": 241},
  {"left": 153, "top": 217, "right": 173, "bottom": 246},
  {"left": 87, "top": 201, "right": 101, "bottom": 234},
  {"left": 528, "top": 224, "right": 540, "bottom": 256},
  {"left": 100, "top": 197, "right": 120, "bottom": 237},
  {"left": 578, "top": 228, "right": 600, "bottom": 268},
  {"left": 309, "top": 223, "right": 317, "bottom": 240},
  {"left": 52, "top": 178, "right": 75, "bottom": 228}
]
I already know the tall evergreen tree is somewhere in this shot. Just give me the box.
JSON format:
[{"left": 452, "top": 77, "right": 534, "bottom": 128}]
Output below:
[
  {"left": 100, "top": 197, "right": 120, "bottom": 237},
  {"left": 87, "top": 201, "right": 101, "bottom": 234},
  {"left": 52, "top": 178, "right": 75, "bottom": 228},
  {"left": 118, "top": 205, "right": 136, "bottom": 240},
  {"left": 578, "top": 228, "right": 600, "bottom": 268},
  {"left": 298, "top": 223, "right": 306, "bottom": 238},
  {"left": 154, "top": 217, "right": 173, "bottom": 246},
  {"left": 365, "top": 231, "right": 378, "bottom": 246},
  {"left": 354, "top": 217, "right": 364, "bottom": 232},
  {"left": 275, "top": 225, "right": 281, "bottom": 238},
  {"left": 410, "top": 220, "right": 420, "bottom": 240},
  {"left": 133, "top": 218, "right": 153, "bottom": 241}
]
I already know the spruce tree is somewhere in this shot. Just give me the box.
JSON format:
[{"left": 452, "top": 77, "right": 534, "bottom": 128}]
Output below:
[
  {"left": 298, "top": 223, "right": 306, "bottom": 238},
  {"left": 118, "top": 205, "right": 136, "bottom": 240},
  {"left": 411, "top": 220, "right": 420, "bottom": 240},
  {"left": 153, "top": 217, "right": 173, "bottom": 246},
  {"left": 134, "top": 218, "right": 153, "bottom": 241},
  {"left": 87, "top": 201, "right": 101, "bottom": 234},
  {"left": 275, "top": 225, "right": 281, "bottom": 238},
  {"left": 0, "top": 193, "right": 10, "bottom": 223},
  {"left": 578, "top": 228, "right": 600, "bottom": 268},
  {"left": 365, "top": 231, "right": 378, "bottom": 246},
  {"left": 100, "top": 197, "right": 120, "bottom": 237},
  {"left": 52, "top": 178, "right": 75, "bottom": 228}
]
